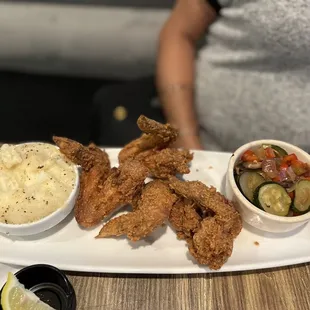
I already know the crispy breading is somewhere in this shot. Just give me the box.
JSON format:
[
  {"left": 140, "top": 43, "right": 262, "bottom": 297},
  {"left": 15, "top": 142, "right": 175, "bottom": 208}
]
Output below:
[
  {"left": 188, "top": 217, "right": 234, "bottom": 270},
  {"left": 54, "top": 136, "right": 149, "bottom": 228},
  {"left": 168, "top": 177, "right": 242, "bottom": 270},
  {"left": 53, "top": 136, "right": 110, "bottom": 174},
  {"left": 118, "top": 115, "right": 178, "bottom": 164},
  {"left": 168, "top": 177, "right": 242, "bottom": 238},
  {"left": 53, "top": 136, "right": 112, "bottom": 228},
  {"left": 75, "top": 167, "right": 108, "bottom": 228},
  {"left": 53, "top": 116, "right": 241, "bottom": 271},
  {"left": 169, "top": 199, "right": 201, "bottom": 241},
  {"left": 96, "top": 180, "right": 177, "bottom": 241},
  {"left": 137, "top": 115, "right": 178, "bottom": 149},
  {"left": 98, "top": 160, "right": 149, "bottom": 219},
  {"left": 76, "top": 160, "right": 149, "bottom": 228},
  {"left": 139, "top": 148, "right": 193, "bottom": 179}
]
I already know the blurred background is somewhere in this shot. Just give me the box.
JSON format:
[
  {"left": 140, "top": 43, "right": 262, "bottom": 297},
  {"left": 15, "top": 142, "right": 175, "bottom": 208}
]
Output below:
[{"left": 0, "top": 1, "right": 174, "bottom": 146}]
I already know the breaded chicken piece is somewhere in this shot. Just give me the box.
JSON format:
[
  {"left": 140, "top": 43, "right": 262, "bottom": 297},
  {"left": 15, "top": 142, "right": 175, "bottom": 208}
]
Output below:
[
  {"left": 77, "top": 160, "right": 149, "bottom": 228},
  {"left": 138, "top": 148, "right": 193, "bottom": 179},
  {"left": 168, "top": 177, "right": 242, "bottom": 270},
  {"left": 188, "top": 217, "right": 234, "bottom": 270},
  {"left": 118, "top": 116, "right": 192, "bottom": 179},
  {"left": 118, "top": 115, "right": 178, "bottom": 164},
  {"left": 74, "top": 168, "right": 108, "bottom": 228},
  {"left": 137, "top": 115, "right": 178, "bottom": 148},
  {"left": 53, "top": 136, "right": 113, "bottom": 227},
  {"left": 54, "top": 136, "right": 149, "bottom": 229},
  {"left": 169, "top": 199, "right": 201, "bottom": 241},
  {"left": 53, "top": 136, "right": 110, "bottom": 174},
  {"left": 96, "top": 180, "right": 177, "bottom": 241},
  {"left": 168, "top": 177, "right": 242, "bottom": 238},
  {"left": 98, "top": 160, "right": 149, "bottom": 218}
]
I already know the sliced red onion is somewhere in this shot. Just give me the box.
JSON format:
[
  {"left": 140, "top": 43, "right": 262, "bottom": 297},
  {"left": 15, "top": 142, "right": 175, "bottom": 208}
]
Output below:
[
  {"left": 287, "top": 166, "right": 297, "bottom": 181},
  {"left": 279, "top": 181, "right": 294, "bottom": 188},
  {"left": 279, "top": 169, "right": 288, "bottom": 182},
  {"left": 262, "top": 159, "right": 278, "bottom": 179}
]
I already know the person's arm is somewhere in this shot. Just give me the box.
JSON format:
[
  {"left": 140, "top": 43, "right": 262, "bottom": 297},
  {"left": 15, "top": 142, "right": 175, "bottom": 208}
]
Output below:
[{"left": 156, "top": 0, "right": 217, "bottom": 149}]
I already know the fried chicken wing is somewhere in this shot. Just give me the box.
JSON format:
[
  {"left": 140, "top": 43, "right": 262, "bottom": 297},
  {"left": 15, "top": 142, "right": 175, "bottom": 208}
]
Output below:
[
  {"left": 75, "top": 168, "right": 107, "bottom": 228},
  {"left": 53, "top": 136, "right": 110, "bottom": 174},
  {"left": 99, "top": 160, "right": 149, "bottom": 216},
  {"left": 138, "top": 148, "right": 193, "bottom": 179},
  {"left": 76, "top": 160, "right": 149, "bottom": 228},
  {"left": 96, "top": 180, "right": 177, "bottom": 241},
  {"left": 188, "top": 217, "right": 234, "bottom": 270},
  {"left": 168, "top": 177, "right": 242, "bottom": 238},
  {"left": 118, "top": 116, "right": 193, "bottom": 178},
  {"left": 118, "top": 115, "right": 178, "bottom": 164},
  {"left": 137, "top": 115, "right": 178, "bottom": 147},
  {"left": 169, "top": 199, "right": 201, "bottom": 241},
  {"left": 52, "top": 115, "right": 240, "bottom": 271},
  {"left": 53, "top": 136, "right": 112, "bottom": 228},
  {"left": 168, "top": 177, "right": 242, "bottom": 270}
]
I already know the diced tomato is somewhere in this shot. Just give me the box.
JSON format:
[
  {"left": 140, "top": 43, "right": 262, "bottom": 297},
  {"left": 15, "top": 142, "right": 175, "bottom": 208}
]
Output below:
[
  {"left": 279, "top": 163, "right": 289, "bottom": 171},
  {"left": 288, "top": 191, "right": 295, "bottom": 200},
  {"left": 291, "top": 160, "right": 307, "bottom": 176},
  {"left": 291, "top": 160, "right": 306, "bottom": 167},
  {"left": 282, "top": 154, "right": 298, "bottom": 165},
  {"left": 241, "top": 150, "right": 259, "bottom": 162},
  {"left": 272, "top": 176, "right": 281, "bottom": 182},
  {"left": 265, "top": 147, "right": 276, "bottom": 159}
]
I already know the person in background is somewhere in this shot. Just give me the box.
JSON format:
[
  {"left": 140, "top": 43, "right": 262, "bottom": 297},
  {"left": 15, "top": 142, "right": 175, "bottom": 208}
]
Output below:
[{"left": 156, "top": 0, "right": 310, "bottom": 152}]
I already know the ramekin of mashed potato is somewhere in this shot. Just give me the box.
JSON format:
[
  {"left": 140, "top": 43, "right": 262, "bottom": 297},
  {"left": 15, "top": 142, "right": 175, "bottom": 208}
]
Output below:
[{"left": 0, "top": 142, "right": 79, "bottom": 236}]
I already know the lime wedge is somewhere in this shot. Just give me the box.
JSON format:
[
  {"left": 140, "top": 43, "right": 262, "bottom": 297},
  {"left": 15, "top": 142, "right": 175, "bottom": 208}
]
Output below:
[{"left": 1, "top": 272, "right": 54, "bottom": 310}]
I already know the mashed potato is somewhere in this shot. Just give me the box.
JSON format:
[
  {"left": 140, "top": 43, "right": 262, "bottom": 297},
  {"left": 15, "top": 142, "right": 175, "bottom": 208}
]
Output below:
[{"left": 0, "top": 143, "right": 76, "bottom": 225}]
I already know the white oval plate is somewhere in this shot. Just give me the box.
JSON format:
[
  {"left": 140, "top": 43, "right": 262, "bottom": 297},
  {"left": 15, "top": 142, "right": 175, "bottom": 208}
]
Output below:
[{"left": 0, "top": 149, "right": 309, "bottom": 274}]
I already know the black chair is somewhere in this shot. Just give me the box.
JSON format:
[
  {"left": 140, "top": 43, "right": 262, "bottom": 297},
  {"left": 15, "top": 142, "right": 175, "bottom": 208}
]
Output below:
[
  {"left": 0, "top": 71, "right": 104, "bottom": 144},
  {"left": 91, "top": 77, "right": 165, "bottom": 147}
]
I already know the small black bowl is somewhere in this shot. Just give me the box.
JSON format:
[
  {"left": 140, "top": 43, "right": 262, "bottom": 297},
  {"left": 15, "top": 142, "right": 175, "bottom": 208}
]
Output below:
[{"left": 0, "top": 264, "right": 76, "bottom": 310}]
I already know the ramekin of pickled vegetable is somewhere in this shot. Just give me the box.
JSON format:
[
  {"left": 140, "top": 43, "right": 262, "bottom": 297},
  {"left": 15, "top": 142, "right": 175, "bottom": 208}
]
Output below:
[{"left": 225, "top": 140, "right": 310, "bottom": 233}]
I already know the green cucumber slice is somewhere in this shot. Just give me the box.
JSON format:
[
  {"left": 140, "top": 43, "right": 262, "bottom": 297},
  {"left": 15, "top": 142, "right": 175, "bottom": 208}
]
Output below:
[
  {"left": 238, "top": 172, "right": 265, "bottom": 202},
  {"left": 253, "top": 182, "right": 291, "bottom": 216},
  {"left": 271, "top": 145, "right": 288, "bottom": 157},
  {"left": 292, "top": 180, "right": 310, "bottom": 214},
  {"left": 263, "top": 144, "right": 288, "bottom": 157}
]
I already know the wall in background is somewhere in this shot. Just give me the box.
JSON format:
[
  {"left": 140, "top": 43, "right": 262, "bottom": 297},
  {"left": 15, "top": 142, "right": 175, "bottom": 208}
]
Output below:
[
  {"left": 0, "top": 2, "right": 171, "bottom": 79},
  {"left": 12, "top": 0, "right": 174, "bottom": 8}
]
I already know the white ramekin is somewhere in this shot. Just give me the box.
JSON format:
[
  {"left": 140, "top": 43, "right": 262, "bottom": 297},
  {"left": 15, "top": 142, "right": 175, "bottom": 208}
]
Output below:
[{"left": 225, "top": 139, "right": 310, "bottom": 233}]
